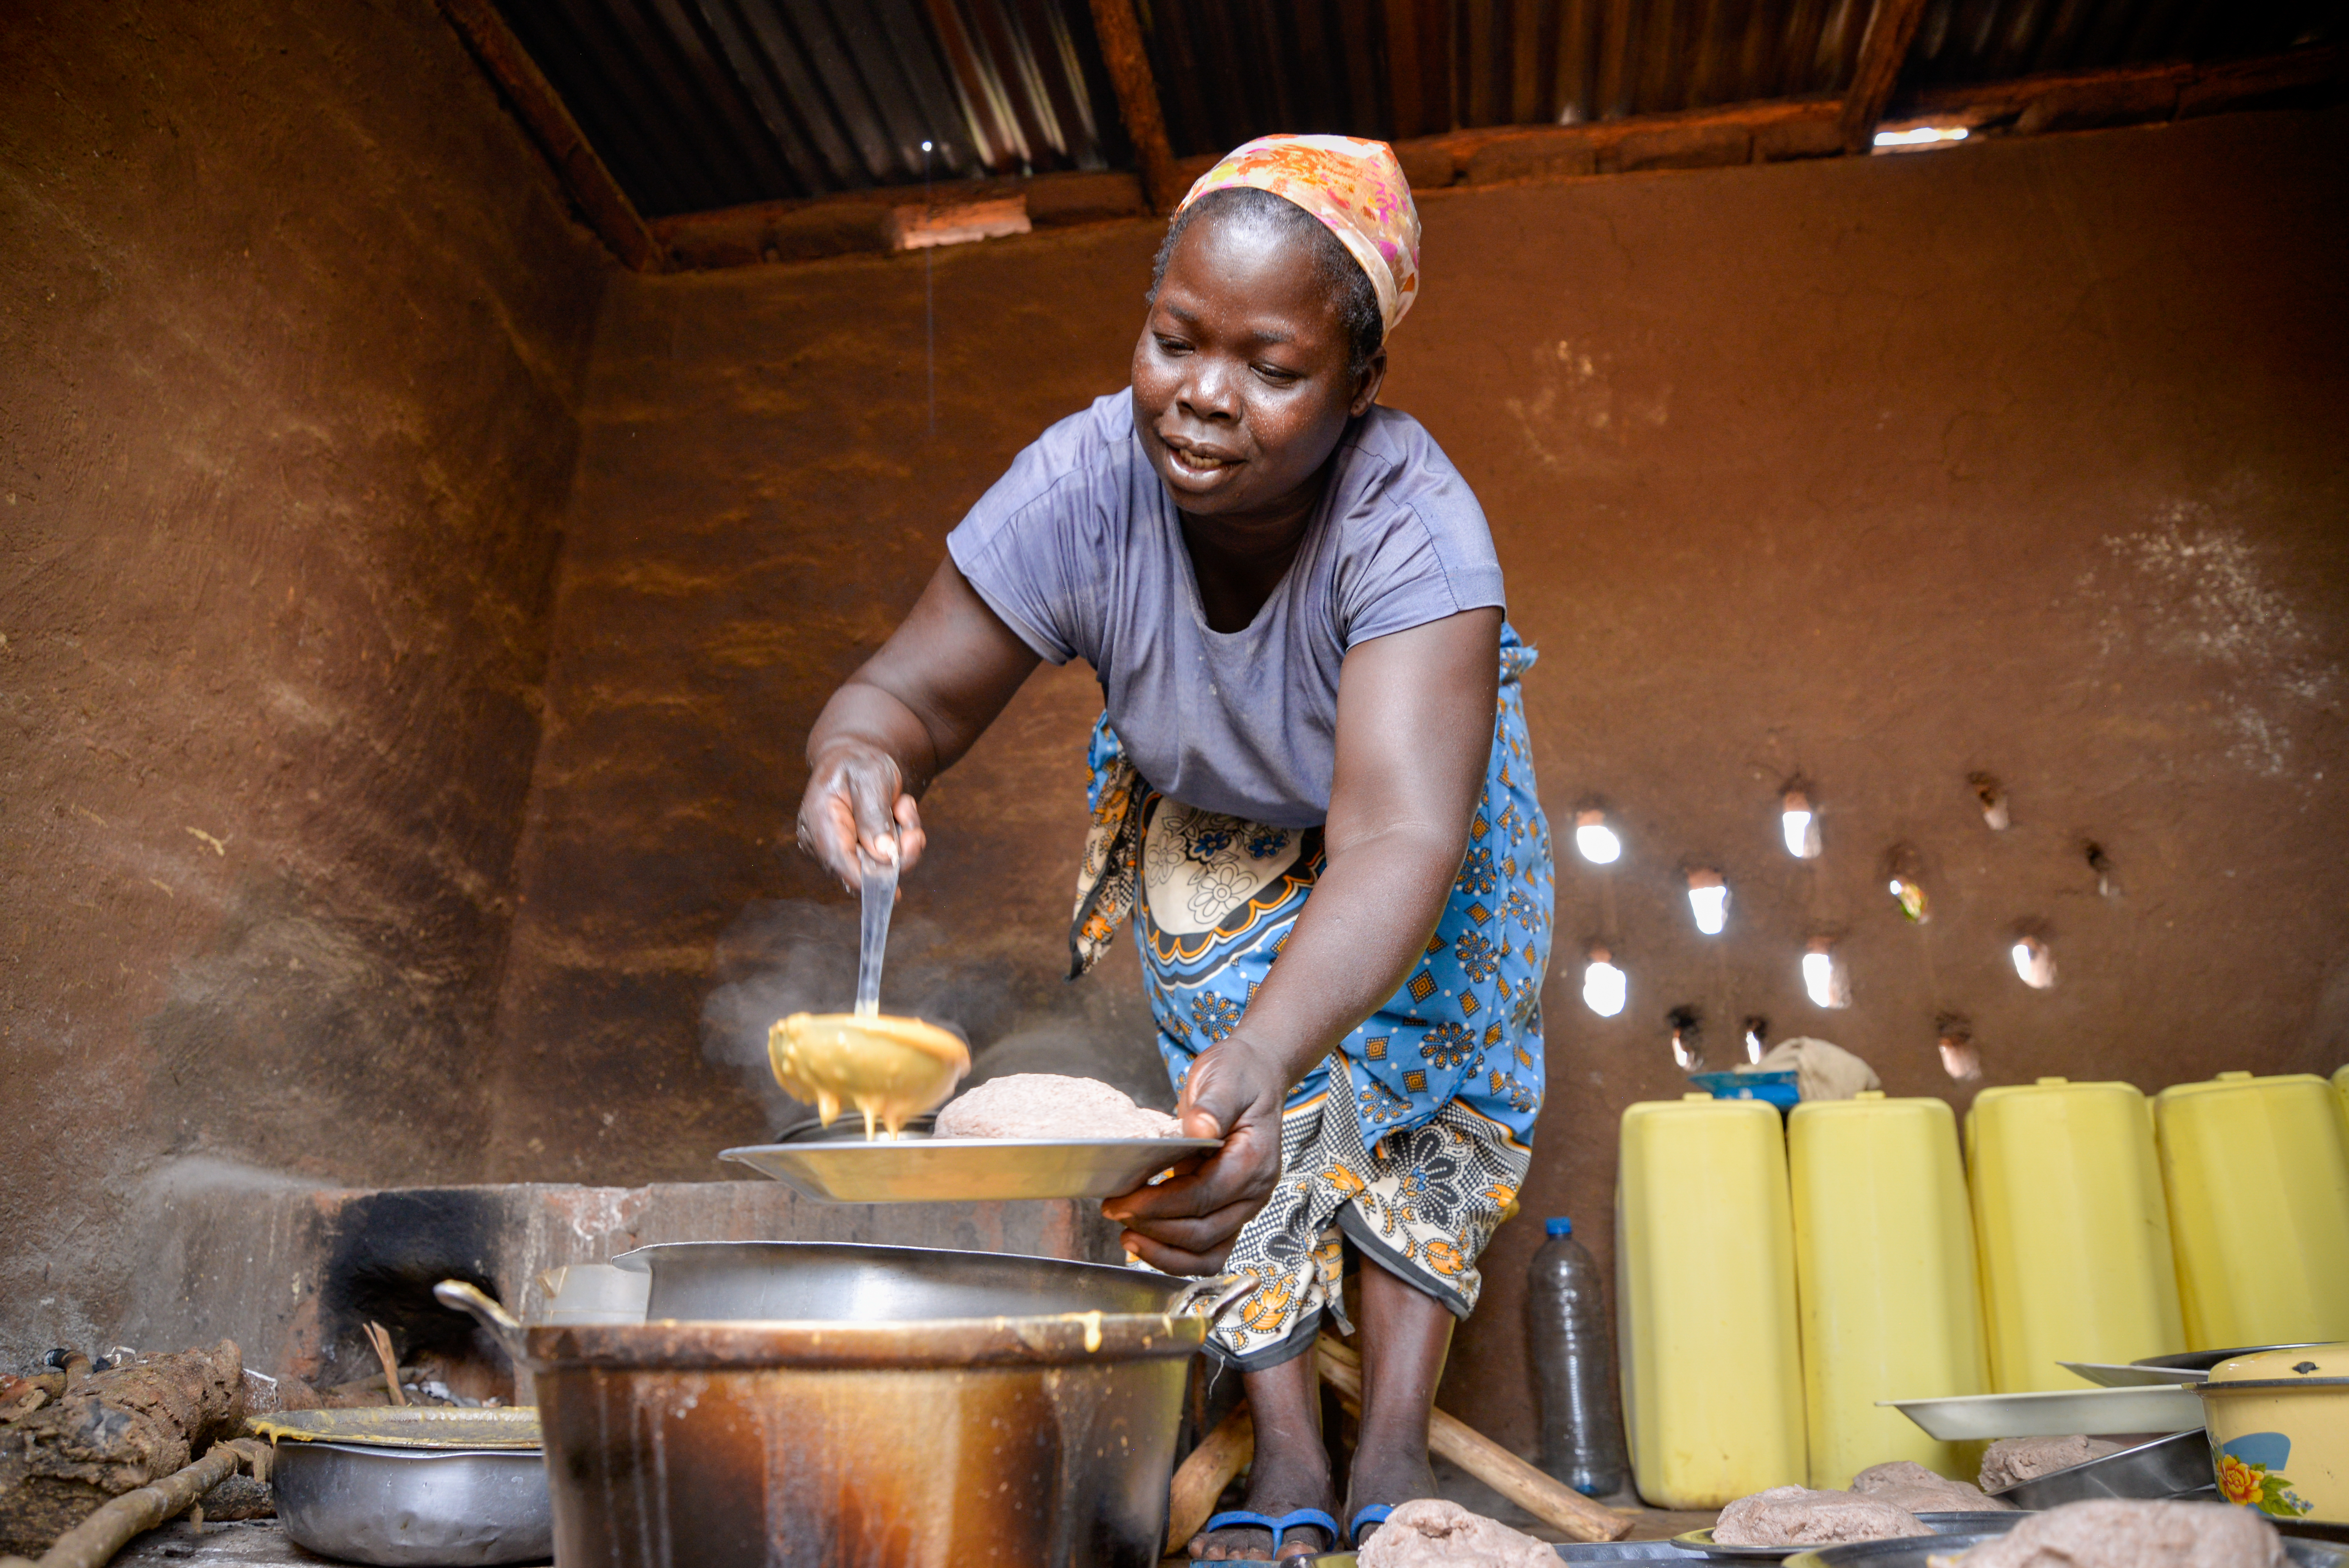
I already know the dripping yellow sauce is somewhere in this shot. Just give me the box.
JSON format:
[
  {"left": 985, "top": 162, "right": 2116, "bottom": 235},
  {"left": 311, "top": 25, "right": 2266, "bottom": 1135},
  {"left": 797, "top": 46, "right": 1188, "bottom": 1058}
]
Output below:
[{"left": 767, "top": 1012, "right": 970, "bottom": 1138}]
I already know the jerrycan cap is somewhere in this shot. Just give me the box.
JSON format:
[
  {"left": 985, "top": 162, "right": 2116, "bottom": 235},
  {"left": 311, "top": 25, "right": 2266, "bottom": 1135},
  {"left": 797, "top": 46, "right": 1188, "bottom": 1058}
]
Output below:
[
  {"left": 2217, "top": 1071, "right": 2254, "bottom": 1081},
  {"left": 1857, "top": 1090, "right": 1885, "bottom": 1100},
  {"left": 2035, "top": 1076, "right": 2070, "bottom": 1086},
  {"left": 1683, "top": 1092, "right": 1713, "bottom": 1102},
  {"left": 1545, "top": 1217, "right": 1574, "bottom": 1237}
]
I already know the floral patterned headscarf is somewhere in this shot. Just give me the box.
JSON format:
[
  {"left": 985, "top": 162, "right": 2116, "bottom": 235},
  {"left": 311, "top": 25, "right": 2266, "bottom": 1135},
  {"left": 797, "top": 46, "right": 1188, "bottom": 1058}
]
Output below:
[{"left": 1177, "top": 134, "right": 1422, "bottom": 335}]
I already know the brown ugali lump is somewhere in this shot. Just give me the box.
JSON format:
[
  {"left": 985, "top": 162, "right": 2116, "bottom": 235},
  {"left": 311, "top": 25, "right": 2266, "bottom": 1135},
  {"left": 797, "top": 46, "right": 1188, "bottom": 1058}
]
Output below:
[
  {"left": 1356, "top": 1500, "right": 1557, "bottom": 1568},
  {"left": 1850, "top": 1459, "right": 2015, "bottom": 1513},
  {"left": 1978, "top": 1435, "right": 2125, "bottom": 1493},
  {"left": 1951, "top": 1500, "right": 2284, "bottom": 1566},
  {"left": 1713, "top": 1486, "right": 1928, "bottom": 1546},
  {"left": 934, "top": 1074, "right": 1182, "bottom": 1139}
]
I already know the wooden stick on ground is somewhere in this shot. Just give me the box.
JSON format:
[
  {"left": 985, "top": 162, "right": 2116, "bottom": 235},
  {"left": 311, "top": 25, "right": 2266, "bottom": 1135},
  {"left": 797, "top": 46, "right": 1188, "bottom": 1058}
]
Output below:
[
  {"left": 1315, "top": 1336, "right": 1631, "bottom": 1544},
  {"left": 29, "top": 1439, "right": 266, "bottom": 1568},
  {"left": 1166, "top": 1403, "right": 1255, "bottom": 1556}
]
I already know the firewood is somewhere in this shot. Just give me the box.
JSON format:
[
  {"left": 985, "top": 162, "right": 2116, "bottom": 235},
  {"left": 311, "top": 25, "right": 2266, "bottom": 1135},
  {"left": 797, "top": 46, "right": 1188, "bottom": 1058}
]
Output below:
[
  {"left": 1315, "top": 1335, "right": 1631, "bottom": 1544},
  {"left": 0, "top": 1342, "right": 243, "bottom": 1559},
  {"left": 27, "top": 1439, "right": 266, "bottom": 1568},
  {"left": 1165, "top": 1402, "right": 1253, "bottom": 1555}
]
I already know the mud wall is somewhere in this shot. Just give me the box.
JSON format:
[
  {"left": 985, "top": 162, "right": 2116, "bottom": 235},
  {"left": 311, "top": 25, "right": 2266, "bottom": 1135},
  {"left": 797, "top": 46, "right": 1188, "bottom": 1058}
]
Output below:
[
  {"left": 490, "top": 105, "right": 2349, "bottom": 1451},
  {"left": 0, "top": 0, "right": 608, "bottom": 1363}
]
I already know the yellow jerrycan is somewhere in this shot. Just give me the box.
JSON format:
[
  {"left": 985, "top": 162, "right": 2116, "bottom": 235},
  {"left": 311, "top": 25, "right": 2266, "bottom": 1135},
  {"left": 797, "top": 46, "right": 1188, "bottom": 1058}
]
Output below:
[
  {"left": 2335, "top": 1064, "right": 2348, "bottom": 1135},
  {"left": 1790, "top": 1092, "right": 1989, "bottom": 1488},
  {"left": 1618, "top": 1094, "right": 1805, "bottom": 1507},
  {"left": 2154, "top": 1071, "right": 2349, "bottom": 1350},
  {"left": 1968, "top": 1078, "right": 2185, "bottom": 1392}
]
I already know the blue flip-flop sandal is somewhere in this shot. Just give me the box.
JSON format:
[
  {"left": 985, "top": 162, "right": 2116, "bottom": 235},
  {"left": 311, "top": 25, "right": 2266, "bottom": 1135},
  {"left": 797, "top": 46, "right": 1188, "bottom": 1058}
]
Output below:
[
  {"left": 1349, "top": 1505, "right": 1395, "bottom": 1547},
  {"left": 1195, "top": 1507, "right": 1340, "bottom": 1560}
]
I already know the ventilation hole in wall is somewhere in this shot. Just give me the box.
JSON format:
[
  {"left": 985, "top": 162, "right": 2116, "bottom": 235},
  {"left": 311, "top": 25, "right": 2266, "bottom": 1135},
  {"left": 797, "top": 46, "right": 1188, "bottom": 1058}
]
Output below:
[
  {"left": 1582, "top": 945, "right": 1627, "bottom": 1017},
  {"left": 2010, "top": 933, "right": 2057, "bottom": 989},
  {"left": 1781, "top": 788, "right": 1821, "bottom": 859},
  {"left": 1573, "top": 807, "right": 1622, "bottom": 865},
  {"left": 2085, "top": 841, "right": 2119, "bottom": 898},
  {"left": 1802, "top": 938, "right": 1851, "bottom": 1009},
  {"left": 1742, "top": 1016, "right": 1770, "bottom": 1064},
  {"left": 1971, "top": 773, "right": 2010, "bottom": 831},
  {"left": 1875, "top": 125, "right": 1970, "bottom": 149},
  {"left": 1888, "top": 874, "right": 1930, "bottom": 923},
  {"left": 1686, "top": 869, "right": 1729, "bottom": 935},
  {"left": 1667, "top": 1005, "right": 1704, "bottom": 1071},
  {"left": 1936, "top": 1013, "right": 1981, "bottom": 1081}
]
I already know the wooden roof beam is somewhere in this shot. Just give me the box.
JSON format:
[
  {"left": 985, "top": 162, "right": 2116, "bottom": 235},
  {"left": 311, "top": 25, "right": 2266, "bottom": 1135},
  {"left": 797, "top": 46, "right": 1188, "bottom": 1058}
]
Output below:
[
  {"left": 434, "top": 0, "right": 665, "bottom": 272},
  {"left": 1086, "top": 0, "right": 1187, "bottom": 214},
  {"left": 1837, "top": 0, "right": 1933, "bottom": 153},
  {"left": 640, "top": 45, "right": 2339, "bottom": 272}
]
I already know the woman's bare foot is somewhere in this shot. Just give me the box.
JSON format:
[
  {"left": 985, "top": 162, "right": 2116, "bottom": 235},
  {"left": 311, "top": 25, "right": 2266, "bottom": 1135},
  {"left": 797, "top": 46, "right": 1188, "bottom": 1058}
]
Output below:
[
  {"left": 1189, "top": 1351, "right": 1337, "bottom": 1561},
  {"left": 1341, "top": 1436, "right": 1438, "bottom": 1547},
  {"left": 1187, "top": 1439, "right": 1339, "bottom": 1560},
  {"left": 1342, "top": 1258, "right": 1458, "bottom": 1546}
]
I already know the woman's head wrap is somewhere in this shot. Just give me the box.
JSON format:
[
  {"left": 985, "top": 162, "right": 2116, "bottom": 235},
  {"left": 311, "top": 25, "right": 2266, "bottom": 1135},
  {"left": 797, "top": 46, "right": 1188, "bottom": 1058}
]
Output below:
[{"left": 1177, "top": 134, "right": 1421, "bottom": 335}]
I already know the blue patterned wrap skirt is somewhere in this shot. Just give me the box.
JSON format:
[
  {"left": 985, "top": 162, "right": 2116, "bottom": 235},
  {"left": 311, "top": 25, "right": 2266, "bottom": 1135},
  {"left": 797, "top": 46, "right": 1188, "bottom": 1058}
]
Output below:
[{"left": 1067, "top": 627, "right": 1553, "bottom": 1368}]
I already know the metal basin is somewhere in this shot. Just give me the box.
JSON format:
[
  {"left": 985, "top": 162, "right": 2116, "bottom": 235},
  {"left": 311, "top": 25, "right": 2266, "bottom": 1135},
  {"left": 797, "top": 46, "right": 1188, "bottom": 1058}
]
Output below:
[
  {"left": 272, "top": 1440, "right": 552, "bottom": 1566},
  {"left": 513, "top": 1244, "right": 1214, "bottom": 1568},
  {"left": 1989, "top": 1429, "right": 2214, "bottom": 1509},
  {"left": 1789, "top": 1526, "right": 2349, "bottom": 1566},
  {"left": 611, "top": 1238, "right": 1193, "bottom": 1321}
]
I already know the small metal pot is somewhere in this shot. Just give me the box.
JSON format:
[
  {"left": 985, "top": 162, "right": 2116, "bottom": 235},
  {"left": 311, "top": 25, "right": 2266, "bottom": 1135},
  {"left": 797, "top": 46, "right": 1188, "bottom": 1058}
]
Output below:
[
  {"left": 272, "top": 1440, "right": 553, "bottom": 1566},
  {"left": 2198, "top": 1342, "right": 2349, "bottom": 1522}
]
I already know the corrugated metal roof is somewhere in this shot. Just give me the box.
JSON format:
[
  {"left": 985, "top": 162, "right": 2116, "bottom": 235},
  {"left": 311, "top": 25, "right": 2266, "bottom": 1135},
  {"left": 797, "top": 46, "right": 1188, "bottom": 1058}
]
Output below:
[
  {"left": 488, "top": 0, "right": 2340, "bottom": 219},
  {"left": 1901, "top": 0, "right": 2340, "bottom": 88},
  {"left": 492, "top": 0, "right": 1128, "bottom": 216}
]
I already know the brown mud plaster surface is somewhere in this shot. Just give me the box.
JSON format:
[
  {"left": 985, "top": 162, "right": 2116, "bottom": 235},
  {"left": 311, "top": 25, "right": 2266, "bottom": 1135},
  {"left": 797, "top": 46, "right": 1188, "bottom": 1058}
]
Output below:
[
  {"left": 487, "top": 109, "right": 2348, "bottom": 1458},
  {"left": 0, "top": 0, "right": 609, "bottom": 1365}
]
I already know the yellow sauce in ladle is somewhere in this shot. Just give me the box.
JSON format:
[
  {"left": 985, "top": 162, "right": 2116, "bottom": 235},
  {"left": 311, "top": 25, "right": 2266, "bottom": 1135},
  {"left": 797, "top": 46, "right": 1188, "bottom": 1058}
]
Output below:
[{"left": 767, "top": 1012, "right": 970, "bottom": 1139}]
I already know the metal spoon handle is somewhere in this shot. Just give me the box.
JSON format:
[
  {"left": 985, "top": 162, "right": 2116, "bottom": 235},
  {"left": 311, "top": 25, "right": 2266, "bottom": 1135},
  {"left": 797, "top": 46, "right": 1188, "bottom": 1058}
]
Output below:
[
  {"left": 855, "top": 843, "right": 898, "bottom": 1021},
  {"left": 434, "top": 1279, "right": 528, "bottom": 1365}
]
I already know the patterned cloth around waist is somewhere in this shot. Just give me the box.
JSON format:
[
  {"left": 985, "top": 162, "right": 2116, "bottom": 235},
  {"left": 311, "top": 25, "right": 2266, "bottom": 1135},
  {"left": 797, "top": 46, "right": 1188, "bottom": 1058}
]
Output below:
[{"left": 1067, "top": 627, "right": 1554, "bottom": 1362}]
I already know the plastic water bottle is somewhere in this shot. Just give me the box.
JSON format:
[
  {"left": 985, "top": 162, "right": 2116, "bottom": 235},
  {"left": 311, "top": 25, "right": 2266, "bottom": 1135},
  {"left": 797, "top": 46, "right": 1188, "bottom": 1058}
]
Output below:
[{"left": 1526, "top": 1216, "right": 1628, "bottom": 1497}]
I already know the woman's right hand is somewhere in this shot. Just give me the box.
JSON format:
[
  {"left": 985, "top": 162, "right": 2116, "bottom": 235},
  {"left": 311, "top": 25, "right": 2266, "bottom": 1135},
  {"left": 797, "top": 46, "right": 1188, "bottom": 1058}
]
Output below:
[{"left": 796, "top": 742, "right": 927, "bottom": 893}]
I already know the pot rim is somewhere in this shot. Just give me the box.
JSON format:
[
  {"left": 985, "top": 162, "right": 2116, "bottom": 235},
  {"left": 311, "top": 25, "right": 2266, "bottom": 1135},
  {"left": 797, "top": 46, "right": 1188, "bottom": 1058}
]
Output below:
[
  {"left": 2196, "top": 1377, "right": 2349, "bottom": 1395},
  {"left": 274, "top": 1440, "right": 546, "bottom": 1461},
  {"left": 524, "top": 1311, "right": 1208, "bottom": 1370}
]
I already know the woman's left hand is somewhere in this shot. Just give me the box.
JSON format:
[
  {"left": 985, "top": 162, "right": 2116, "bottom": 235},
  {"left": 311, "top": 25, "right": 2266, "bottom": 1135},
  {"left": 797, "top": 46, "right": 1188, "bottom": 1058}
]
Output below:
[{"left": 1102, "top": 1037, "right": 1288, "bottom": 1274}]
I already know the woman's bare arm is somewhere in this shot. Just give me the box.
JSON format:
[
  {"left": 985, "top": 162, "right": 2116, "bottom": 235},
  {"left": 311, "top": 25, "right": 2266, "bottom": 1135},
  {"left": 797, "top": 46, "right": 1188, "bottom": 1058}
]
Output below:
[
  {"left": 797, "top": 557, "right": 1041, "bottom": 888},
  {"left": 1105, "top": 606, "right": 1504, "bottom": 1271}
]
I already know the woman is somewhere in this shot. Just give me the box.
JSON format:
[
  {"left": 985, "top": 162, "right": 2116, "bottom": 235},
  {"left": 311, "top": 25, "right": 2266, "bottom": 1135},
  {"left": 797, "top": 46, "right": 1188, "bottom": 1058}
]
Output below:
[{"left": 795, "top": 135, "right": 1552, "bottom": 1561}]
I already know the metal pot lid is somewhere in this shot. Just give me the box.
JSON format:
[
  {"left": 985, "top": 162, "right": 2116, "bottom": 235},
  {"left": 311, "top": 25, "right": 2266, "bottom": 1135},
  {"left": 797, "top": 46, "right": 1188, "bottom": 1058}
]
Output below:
[
  {"left": 2198, "top": 1342, "right": 2349, "bottom": 1392},
  {"left": 250, "top": 1407, "right": 542, "bottom": 1449}
]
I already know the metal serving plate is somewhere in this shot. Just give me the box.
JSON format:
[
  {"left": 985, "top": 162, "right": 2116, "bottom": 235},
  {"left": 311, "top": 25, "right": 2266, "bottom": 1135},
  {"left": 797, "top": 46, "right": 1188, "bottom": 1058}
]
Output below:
[
  {"left": 1880, "top": 1382, "right": 2203, "bottom": 1439},
  {"left": 2135, "top": 1343, "right": 2333, "bottom": 1376},
  {"left": 1989, "top": 1429, "right": 2213, "bottom": 1509},
  {"left": 1787, "top": 1534, "right": 2349, "bottom": 1567},
  {"left": 1300, "top": 1549, "right": 1706, "bottom": 1564},
  {"left": 720, "top": 1135, "right": 1220, "bottom": 1202},
  {"left": 2060, "top": 1359, "right": 2206, "bottom": 1386},
  {"left": 1672, "top": 1513, "right": 2026, "bottom": 1560}
]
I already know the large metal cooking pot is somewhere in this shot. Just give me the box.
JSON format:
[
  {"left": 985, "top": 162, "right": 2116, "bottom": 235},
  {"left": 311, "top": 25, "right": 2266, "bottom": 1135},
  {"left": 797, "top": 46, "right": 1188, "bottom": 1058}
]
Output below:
[
  {"left": 439, "top": 1244, "right": 1231, "bottom": 1568},
  {"left": 608, "top": 1239, "right": 1189, "bottom": 1322}
]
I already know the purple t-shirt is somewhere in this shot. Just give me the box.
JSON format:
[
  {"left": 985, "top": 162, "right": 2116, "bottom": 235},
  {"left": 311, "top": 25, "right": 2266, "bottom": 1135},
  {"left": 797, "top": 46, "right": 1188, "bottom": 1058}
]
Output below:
[{"left": 946, "top": 392, "right": 1505, "bottom": 828}]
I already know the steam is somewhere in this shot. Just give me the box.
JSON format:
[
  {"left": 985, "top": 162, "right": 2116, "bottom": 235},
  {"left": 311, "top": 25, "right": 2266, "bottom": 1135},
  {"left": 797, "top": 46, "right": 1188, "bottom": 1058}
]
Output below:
[{"left": 699, "top": 899, "right": 1174, "bottom": 1132}]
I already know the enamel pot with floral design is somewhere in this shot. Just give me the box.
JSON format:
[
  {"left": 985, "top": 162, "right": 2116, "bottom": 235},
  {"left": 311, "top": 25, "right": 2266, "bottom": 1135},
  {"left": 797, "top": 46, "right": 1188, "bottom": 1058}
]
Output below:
[{"left": 2197, "top": 1342, "right": 2349, "bottom": 1523}]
